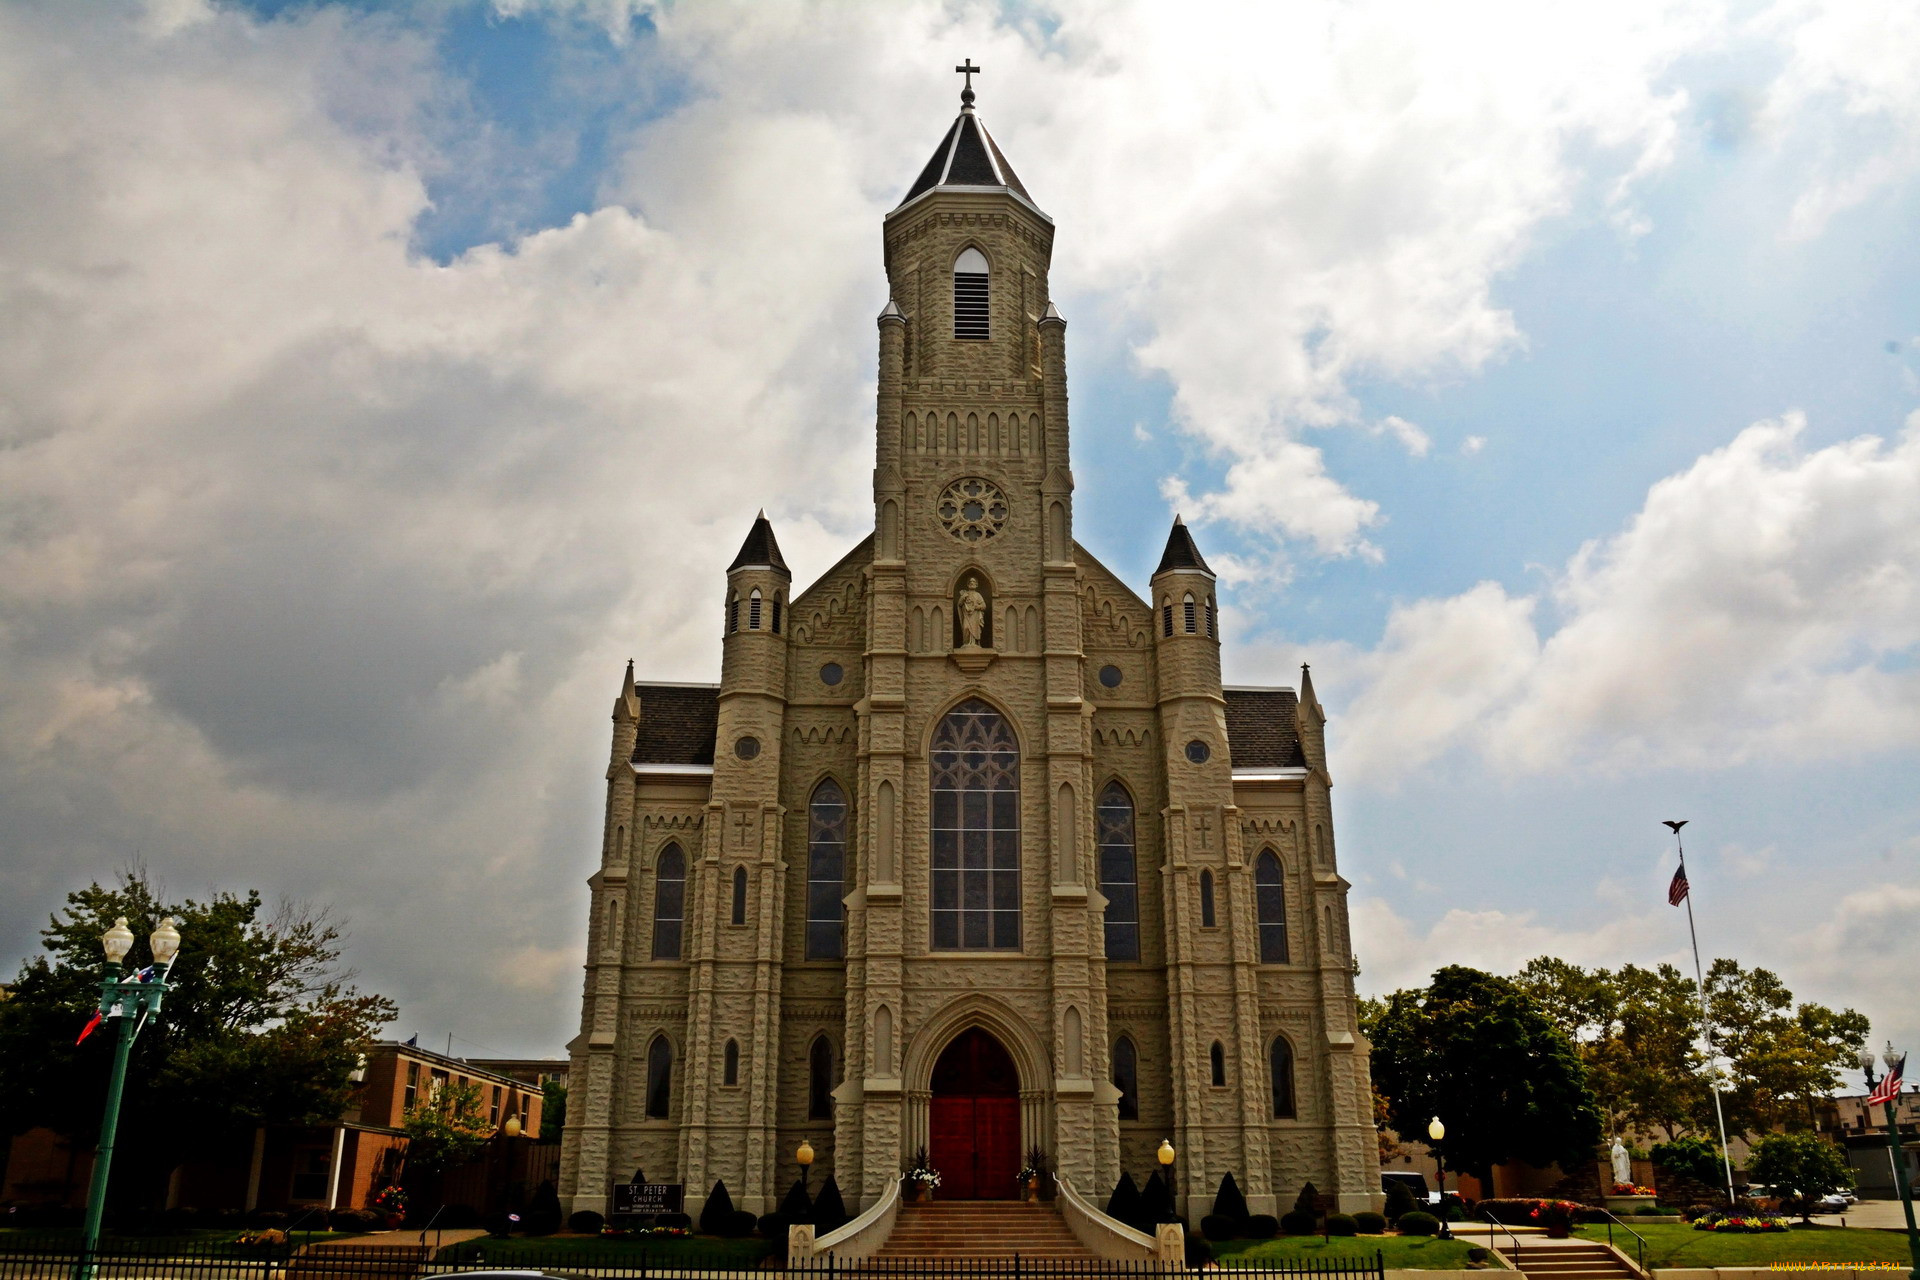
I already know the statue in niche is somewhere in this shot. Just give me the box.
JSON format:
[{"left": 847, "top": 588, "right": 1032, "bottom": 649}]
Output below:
[{"left": 957, "top": 576, "right": 987, "bottom": 648}]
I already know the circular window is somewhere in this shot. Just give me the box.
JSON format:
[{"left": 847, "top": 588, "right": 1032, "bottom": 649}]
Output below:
[
  {"left": 936, "top": 477, "right": 1009, "bottom": 543},
  {"left": 820, "top": 662, "right": 844, "bottom": 687},
  {"left": 1184, "top": 739, "right": 1211, "bottom": 764},
  {"left": 735, "top": 736, "right": 761, "bottom": 760},
  {"left": 1098, "top": 665, "right": 1123, "bottom": 689}
]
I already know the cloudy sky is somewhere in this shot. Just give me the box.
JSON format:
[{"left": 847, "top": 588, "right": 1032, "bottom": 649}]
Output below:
[{"left": 3, "top": 0, "right": 1917, "bottom": 1069}]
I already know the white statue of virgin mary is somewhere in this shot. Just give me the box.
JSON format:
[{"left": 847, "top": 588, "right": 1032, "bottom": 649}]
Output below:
[{"left": 1610, "top": 1137, "right": 1632, "bottom": 1186}]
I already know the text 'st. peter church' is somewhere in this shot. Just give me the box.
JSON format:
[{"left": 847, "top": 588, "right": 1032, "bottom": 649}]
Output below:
[{"left": 559, "top": 75, "right": 1380, "bottom": 1221}]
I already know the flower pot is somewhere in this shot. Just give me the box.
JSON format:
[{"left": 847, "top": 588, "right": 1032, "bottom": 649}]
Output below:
[{"left": 1547, "top": 1223, "right": 1570, "bottom": 1239}]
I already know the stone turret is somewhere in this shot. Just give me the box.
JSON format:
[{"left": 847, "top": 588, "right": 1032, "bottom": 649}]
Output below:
[{"left": 1150, "top": 516, "right": 1222, "bottom": 697}]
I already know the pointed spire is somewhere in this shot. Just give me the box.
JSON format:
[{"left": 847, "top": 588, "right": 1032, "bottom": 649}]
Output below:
[
  {"left": 614, "top": 658, "right": 639, "bottom": 722},
  {"left": 728, "top": 510, "right": 790, "bottom": 575},
  {"left": 896, "top": 78, "right": 1040, "bottom": 214},
  {"left": 1299, "top": 662, "right": 1318, "bottom": 709},
  {"left": 878, "top": 297, "right": 905, "bottom": 321},
  {"left": 1154, "top": 514, "right": 1214, "bottom": 577}
]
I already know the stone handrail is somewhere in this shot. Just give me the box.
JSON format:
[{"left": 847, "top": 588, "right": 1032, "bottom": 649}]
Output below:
[
  {"left": 807, "top": 1174, "right": 902, "bottom": 1260},
  {"left": 1054, "top": 1173, "right": 1159, "bottom": 1260}
]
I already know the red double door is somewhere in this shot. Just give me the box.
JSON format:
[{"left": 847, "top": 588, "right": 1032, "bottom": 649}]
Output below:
[{"left": 927, "top": 1028, "right": 1021, "bottom": 1200}]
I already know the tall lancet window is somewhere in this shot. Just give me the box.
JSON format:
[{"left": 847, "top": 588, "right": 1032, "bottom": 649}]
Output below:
[
  {"left": 651, "top": 843, "right": 686, "bottom": 960},
  {"left": 953, "top": 248, "right": 989, "bottom": 340},
  {"left": 1255, "top": 849, "right": 1289, "bottom": 963},
  {"left": 1096, "top": 782, "right": 1140, "bottom": 961},
  {"left": 930, "top": 698, "right": 1020, "bottom": 949},
  {"left": 807, "top": 779, "right": 848, "bottom": 959}
]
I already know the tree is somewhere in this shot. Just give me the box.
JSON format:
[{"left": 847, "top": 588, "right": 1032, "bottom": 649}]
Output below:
[
  {"left": 1513, "top": 955, "right": 1867, "bottom": 1142},
  {"left": 0, "top": 870, "right": 395, "bottom": 1208},
  {"left": 1747, "top": 1132, "right": 1854, "bottom": 1221},
  {"left": 539, "top": 1079, "right": 567, "bottom": 1144},
  {"left": 1368, "top": 966, "right": 1603, "bottom": 1182},
  {"left": 402, "top": 1081, "right": 494, "bottom": 1176}
]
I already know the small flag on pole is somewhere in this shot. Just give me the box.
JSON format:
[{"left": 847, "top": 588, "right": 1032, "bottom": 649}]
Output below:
[
  {"left": 1867, "top": 1063, "right": 1903, "bottom": 1107},
  {"left": 1668, "top": 864, "right": 1690, "bottom": 906},
  {"left": 75, "top": 1011, "right": 104, "bottom": 1045}
]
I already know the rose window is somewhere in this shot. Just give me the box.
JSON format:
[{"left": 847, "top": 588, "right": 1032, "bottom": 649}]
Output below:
[{"left": 936, "top": 477, "right": 1009, "bottom": 543}]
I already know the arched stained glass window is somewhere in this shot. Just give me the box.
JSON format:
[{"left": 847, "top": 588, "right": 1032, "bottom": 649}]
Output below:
[
  {"left": 645, "top": 1035, "right": 673, "bottom": 1119},
  {"left": 651, "top": 843, "right": 685, "bottom": 960},
  {"left": 930, "top": 698, "right": 1020, "bottom": 950},
  {"left": 808, "top": 1036, "right": 834, "bottom": 1119},
  {"left": 1270, "top": 1035, "right": 1296, "bottom": 1118},
  {"left": 1097, "top": 782, "right": 1139, "bottom": 961},
  {"left": 1255, "top": 850, "right": 1288, "bottom": 964},
  {"left": 1113, "top": 1036, "right": 1139, "bottom": 1120},
  {"left": 807, "top": 780, "right": 848, "bottom": 959}
]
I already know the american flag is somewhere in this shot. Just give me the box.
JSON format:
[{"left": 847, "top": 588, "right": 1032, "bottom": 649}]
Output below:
[
  {"left": 1668, "top": 864, "right": 1690, "bottom": 906},
  {"left": 1867, "top": 1062, "right": 1903, "bottom": 1108}
]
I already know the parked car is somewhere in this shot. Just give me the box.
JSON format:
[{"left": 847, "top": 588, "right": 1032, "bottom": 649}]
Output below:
[{"left": 1382, "top": 1171, "right": 1432, "bottom": 1203}]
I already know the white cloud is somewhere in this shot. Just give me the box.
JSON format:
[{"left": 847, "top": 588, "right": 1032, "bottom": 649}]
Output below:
[
  {"left": 1352, "top": 895, "right": 1672, "bottom": 995},
  {"left": 1461, "top": 434, "right": 1488, "bottom": 456},
  {"left": 1374, "top": 416, "right": 1433, "bottom": 458},
  {"left": 1325, "top": 411, "right": 1920, "bottom": 783}
]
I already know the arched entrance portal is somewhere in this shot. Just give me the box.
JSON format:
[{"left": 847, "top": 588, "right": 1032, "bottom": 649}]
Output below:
[{"left": 928, "top": 1028, "right": 1021, "bottom": 1199}]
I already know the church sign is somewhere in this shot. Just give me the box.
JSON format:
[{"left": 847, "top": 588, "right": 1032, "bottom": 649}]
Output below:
[{"left": 612, "top": 1182, "right": 683, "bottom": 1216}]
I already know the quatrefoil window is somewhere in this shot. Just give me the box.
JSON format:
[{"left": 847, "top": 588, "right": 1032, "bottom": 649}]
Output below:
[{"left": 936, "top": 477, "right": 1009, "bottom": 543}]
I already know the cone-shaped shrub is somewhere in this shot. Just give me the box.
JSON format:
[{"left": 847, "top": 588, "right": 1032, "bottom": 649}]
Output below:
[
  {"left": 1106, "top": 1173, "right": 1142, "bottom": 1227},
  {"left": 700, "top": 1181, "right": 736, "bottom": 1236},
  {"left": 778, "top": 1178, "right": 814, "bottom": 1226},
  {"left": 1212, "top": 1172, "right": 1250, "bottom": 1222},
  {"left": 813, "top": 1177, "right": 849, "bottom": 1235}
]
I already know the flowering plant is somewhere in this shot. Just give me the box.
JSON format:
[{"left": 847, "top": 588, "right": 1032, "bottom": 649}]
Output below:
[
  {"left": 1611, "top": 1183, "right": 1657, "bottom": 1197},
  {"left": 1693, "top": 1214, "right": 1787, "bottom": 1234},
  {"left": 372, "top": 1185, "right": 408, "bottom": 1215},
  {"left": 1526, "top": 1200, "right": 1583, "bottom": 1220},
  {"left": 904, "top": 1146, "right": 942, "bottom": 1188}
]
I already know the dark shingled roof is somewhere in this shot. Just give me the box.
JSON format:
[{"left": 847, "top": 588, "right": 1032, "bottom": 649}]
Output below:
[
  {"left": 899, "top": 107, "right": 1034, "bottom": 208},
  {"left": 1224, "top": 689, "right": 1306, "bottom": 769},
  {"left": 631, "top": 684, "right": 718, "bottom": 766},
  {"left": 728, "top": 513, "right": 789, "bottom": 574},
  {"left": 1154, "top": 517, "right": 1214, "bottom": 576}
]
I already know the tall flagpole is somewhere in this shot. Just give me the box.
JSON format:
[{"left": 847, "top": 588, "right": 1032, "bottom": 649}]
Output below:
[{"left": 1667, "top": 820, "right": 1737, "bottom": 1204}]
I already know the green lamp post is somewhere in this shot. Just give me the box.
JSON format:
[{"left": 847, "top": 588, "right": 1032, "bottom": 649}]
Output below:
[
  {"left": 74, "top": 915, "right": 182, "bottom": 1280},
  {"left": 1858, "top": 1045, "right": 1920, "bottom": 1280}
]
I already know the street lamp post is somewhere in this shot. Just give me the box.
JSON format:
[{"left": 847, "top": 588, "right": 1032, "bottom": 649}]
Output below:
[
  {"left": 1859, "top": 1046, "right": 1920, "bottom": 1280},
  {"left": 797, "top": 1140, "right": 815, "bottom": 1196},
  {"left": 75, "top": 916, "right": 182, "bottom": 1280},
  {"left": 1157, "top": 1140, "right": 1177, "bottom": 1223},
  {"left": 1427, "top": 1118, "right": 1452, "bottom": 1240}
]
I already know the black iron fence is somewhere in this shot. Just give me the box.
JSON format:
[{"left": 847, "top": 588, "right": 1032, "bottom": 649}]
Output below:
[{"left": 0, "top": 1242, "right": 1386, "bottom": 1280}]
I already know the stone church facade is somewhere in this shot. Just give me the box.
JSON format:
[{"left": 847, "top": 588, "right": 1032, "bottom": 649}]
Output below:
[{"left": 559, "top": 83, "right": 1380, "bottom": 1222}]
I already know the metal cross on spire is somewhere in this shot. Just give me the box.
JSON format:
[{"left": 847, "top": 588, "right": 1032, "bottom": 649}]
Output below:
[{"left": 956, "top": 59, "right": 980, "bottom": 107}]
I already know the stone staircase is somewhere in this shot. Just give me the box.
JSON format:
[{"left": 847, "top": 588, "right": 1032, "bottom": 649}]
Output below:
[
  {"left": 287, "top": 1241, "right": 431, "bottom": 1280},
  {"left": 873, "top": 1202, "right": 1093, "bottom": 1259},
  {"left": 1500, "top": 1242, "right": 1643, "bottom": 1280}
]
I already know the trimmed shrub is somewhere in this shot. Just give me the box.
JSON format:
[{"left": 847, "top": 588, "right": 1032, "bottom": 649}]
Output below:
[
  {"left": 1200, "top": 1215, "right": 1241, "bottom": 1241},
  {"left": 568, "top": 1211, "right": 605, "bottom": 1235},
  {"left": 328, "top": 1209, "right": 381, "bottom": 1232},
  {"left": 657, "top": 1212, "right": 692, "bottom": 1229},
  {"left": 1106, "top": 1173, "right": 1142, "bottom": 1228},
  {"left": 248, "top": 1212, "right": 290, "bottom": 1227},
  {"left": 1326, "top": 1213, "right": 1358, "bottom": 1237},
  {"left": 484, "top": 1210, "right": 516, "bottom": 1238},
  {"left": 700, "top": 1181, "right": 738, "bottom": 1236},
  {"left": 1137, "top": 1170, "right": 1172, "bottom": 1233},
  {"left": 1279, "top": 1210, "right": 1318, "bottom": 1236},
  {"left": 727, "top": 1210, "right": 758, "bottom": 1238},
  {"left": 1184, "top": 1236, "right": 1214, "bottom": 1267},
  {"left": 1354, "top": 1211, "right": 1387, "bottom": 1235},
  {"left": 1294, "top": 1181, "right": 1320, "bottom": 1214},
  {"left": 1212, "top": 1172, "right": 1251, "bottom": 1223},
  {"left": 1398, "top": 1210, "right": 1439, "bottom": 1237},
  {"left": 1467, "top": 1247, "right": 1491, "bottom": 1267},
  {"left": 813, "top": 1177, "right": 849, "bottom": 1236},
  {"left": 778, "top": 1179, "right": 814, "bottom": 1227},
  {"left": 1245, "top": 1214, "right": 1280, "bottom": 1239},
  {"left": 525, "top": 1181, "right": 562, "bottom": 1236},
  {"left": 1383, "top": 1180, "right": 1417, "bottom": 1222},
  {"left": 757, "top": 1213, "right": 786, "bottom": 1243}
]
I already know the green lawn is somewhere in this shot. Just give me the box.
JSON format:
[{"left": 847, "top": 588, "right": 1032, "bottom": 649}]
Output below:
[
  {"left": 436, "top": 1234, "right": 772, "bottom": 1266},
  {"left": 1573, "top": 1222, "right": 1916, "bottom": 1268},
  {"left": 1215, "top": 1234, "right": 1504, "bottom": 1269}
]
